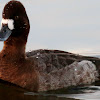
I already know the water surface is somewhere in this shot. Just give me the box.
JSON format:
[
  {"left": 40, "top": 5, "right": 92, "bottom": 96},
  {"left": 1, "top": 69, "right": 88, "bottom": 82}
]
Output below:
[{"left": 0, "top": 80, "right": 100, "bottom": 100}]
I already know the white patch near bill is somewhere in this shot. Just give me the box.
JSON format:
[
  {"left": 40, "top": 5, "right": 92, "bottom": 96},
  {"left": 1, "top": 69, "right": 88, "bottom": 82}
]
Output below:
[{"left": 1, "top": 18, "right": 14, "bottom": 30}]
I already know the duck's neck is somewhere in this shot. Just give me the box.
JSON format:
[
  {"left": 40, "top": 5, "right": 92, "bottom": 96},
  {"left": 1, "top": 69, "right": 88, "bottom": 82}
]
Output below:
[{"left": 0, "top": 38, "right": 26, "bottom": 62}]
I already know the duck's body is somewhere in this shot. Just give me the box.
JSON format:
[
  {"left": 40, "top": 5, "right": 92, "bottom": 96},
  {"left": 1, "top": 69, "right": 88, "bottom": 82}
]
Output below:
[
  {"left": 26, "top": 49, "right": 100, "bottom": 91},
  {"left": 0, "top": 0, "right": 100, "bottom": 92},
  {"left": 0, "top": 40, "right": 39, "bottom": 91}
]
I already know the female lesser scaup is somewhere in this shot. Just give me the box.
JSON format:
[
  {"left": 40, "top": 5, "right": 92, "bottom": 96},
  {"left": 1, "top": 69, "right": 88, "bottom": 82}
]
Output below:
[{"left": 0, "top": 0, "right": 100, "bottom": 92}]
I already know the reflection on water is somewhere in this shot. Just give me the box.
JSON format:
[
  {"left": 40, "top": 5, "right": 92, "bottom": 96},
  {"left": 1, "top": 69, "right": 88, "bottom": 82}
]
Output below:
[
  {"left": 68, "top": 90, "right": 100, "bottom": 100},
  {"left": 1, "top": 79, "right": 100, "bottom": 100},
  {"left": 25, "top": 85, "right": 100, "bottom": 100},
  {"left": 57, "top": 86, "right": 100, "bottom": 100}
]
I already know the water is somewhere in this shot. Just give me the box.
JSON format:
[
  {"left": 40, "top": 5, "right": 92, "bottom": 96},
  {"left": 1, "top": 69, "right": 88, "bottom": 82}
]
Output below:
[{"left": 0, "top": 79, "right": 100, "bottom": 100}]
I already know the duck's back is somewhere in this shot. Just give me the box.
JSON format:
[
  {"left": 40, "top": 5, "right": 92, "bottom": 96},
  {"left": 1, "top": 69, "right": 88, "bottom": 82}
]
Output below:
[{"left": 26, "top": 49, "right": 100, "bottom": 91}]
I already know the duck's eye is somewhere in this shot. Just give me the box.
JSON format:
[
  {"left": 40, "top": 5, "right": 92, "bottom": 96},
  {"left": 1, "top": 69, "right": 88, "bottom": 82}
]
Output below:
[{"left": 15, "top": 16, "right": 19, "bottom": 20}]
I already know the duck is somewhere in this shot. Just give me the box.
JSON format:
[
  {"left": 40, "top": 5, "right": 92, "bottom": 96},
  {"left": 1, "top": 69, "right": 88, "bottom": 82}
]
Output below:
[{"left": 0, "top": 0, "right": 100, "bottom": 92}]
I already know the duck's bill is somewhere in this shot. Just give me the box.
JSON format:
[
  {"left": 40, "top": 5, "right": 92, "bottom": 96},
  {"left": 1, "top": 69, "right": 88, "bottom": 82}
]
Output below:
[{"left": 0, "top": 25, "right": 12, "bottom": 41}]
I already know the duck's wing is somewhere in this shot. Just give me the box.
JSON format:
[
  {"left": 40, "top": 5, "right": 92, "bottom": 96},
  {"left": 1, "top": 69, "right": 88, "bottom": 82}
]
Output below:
[{"left": 26, "top": 49, "right": 100, "bottom": 74}]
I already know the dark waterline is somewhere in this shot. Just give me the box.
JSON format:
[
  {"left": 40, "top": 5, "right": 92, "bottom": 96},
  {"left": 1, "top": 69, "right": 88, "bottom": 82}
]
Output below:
[
  {"left": 1, "top": 80, "right": 100, "bottom": 100},
  {"left": 0, "top": 79, "right": 76, "bottom": 100}
]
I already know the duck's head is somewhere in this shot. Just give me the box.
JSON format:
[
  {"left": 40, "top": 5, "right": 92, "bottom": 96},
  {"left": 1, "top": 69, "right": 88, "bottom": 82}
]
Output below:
[{"left": 0, "top": 0, "right": 30, "bottom": 44}]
